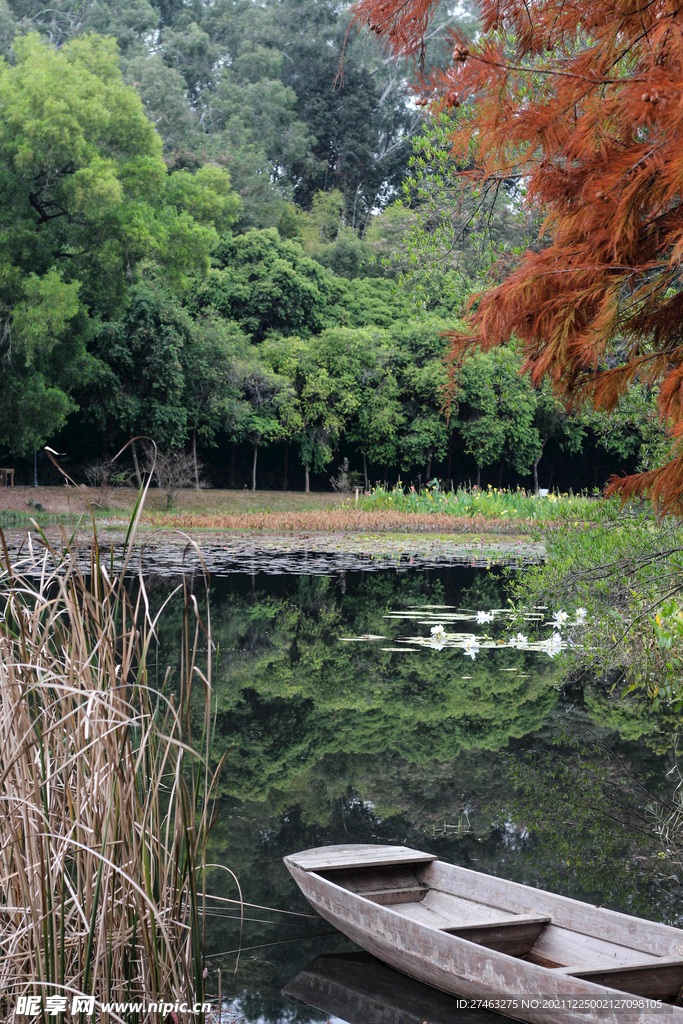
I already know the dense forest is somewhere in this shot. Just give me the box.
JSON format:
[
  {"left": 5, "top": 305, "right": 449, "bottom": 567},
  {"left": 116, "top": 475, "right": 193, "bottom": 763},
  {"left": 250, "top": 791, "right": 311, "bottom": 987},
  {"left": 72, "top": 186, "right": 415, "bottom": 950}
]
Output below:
[{"left": 0, "top": 0, "right": 660, "bottom": 490}]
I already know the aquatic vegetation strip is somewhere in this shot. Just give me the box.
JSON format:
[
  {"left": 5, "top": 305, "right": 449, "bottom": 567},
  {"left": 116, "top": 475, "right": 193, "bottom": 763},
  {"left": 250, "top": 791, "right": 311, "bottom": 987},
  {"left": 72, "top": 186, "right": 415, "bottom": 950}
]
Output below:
[
  {"left": 0, "top": 520, "right": 223, "bottom": 1012},
  {"left": 355, "top": 484, "right": 597, "bottom": 520},
  {"left": 2, "top": 527, "right": 545, "bottom": 576},
  {"left": 138, "top": 509, "right": 551, "bottom": 534}
]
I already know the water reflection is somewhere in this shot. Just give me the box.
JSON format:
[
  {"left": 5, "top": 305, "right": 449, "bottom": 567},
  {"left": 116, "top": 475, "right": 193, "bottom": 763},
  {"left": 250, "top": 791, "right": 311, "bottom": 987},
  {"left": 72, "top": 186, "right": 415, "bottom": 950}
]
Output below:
[
  {"left": 146, "top": 564, "right": 678, "bottom": 1023},
  {"left": 283, "top": 951, "right": 504, "bottom": 1023}
]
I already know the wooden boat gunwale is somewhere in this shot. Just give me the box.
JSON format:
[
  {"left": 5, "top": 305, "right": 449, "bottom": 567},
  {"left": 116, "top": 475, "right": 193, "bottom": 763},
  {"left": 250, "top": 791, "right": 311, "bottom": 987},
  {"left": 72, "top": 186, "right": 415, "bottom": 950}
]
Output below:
[{"left": 284, "top": 843, "right": 683, "bottom": 1024}]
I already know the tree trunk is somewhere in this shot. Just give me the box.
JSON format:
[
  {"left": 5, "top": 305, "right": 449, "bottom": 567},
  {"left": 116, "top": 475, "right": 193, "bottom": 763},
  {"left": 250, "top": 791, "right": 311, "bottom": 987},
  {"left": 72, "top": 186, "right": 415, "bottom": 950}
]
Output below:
[
  {"left": 229, "top": 441, "right": 236, "bottom": 488},
  {"left": 532, "top": 439, "right": 546, "bottom": 494},
  {"left": 362, "top": 452, "right": 368, "bottom": 491},
  {"left": 131, "top": 437, "right": 142, "bottom": 488},
  {"left": 192, "top": 429, "right": 199, "bottom": 490},
  {"left": 425, "top": 447, "right": 432, "bottom": 482},
  {"left": 446, "top": 433, "right": 453, "bottom": 481},
  {"left": 476, "top": 463, "right": 481, "bottom": 488},
  {"left": 282, "top": 439, "right": 288, "bottom": 491},
  {"left": 384, "top": 463, "right": 389, "bottom": 488},
  {"left": 251, "top": 443, "right": 258, "bottom": 492},
  {"left": 305, "top": 464, "right": 310, "bottom": 493}
]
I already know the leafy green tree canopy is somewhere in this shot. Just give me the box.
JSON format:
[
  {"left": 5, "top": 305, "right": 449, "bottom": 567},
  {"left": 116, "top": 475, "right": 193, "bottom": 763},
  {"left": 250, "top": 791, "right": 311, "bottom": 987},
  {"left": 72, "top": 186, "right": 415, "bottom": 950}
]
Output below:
[
  {"left": 0, "top": 32, "right": 238, "bottom": 455},
  {"left": 191, "top": 228, "right": 333, "bottom": 341},
  {"left": 264, "top": 328, "right": 365, "bottom": 489},
  {"left": 456, "top": 348, "right": 541, "bottom": 483},
  {"left": 88, "top": 283, "right": 246, "bottom": 457}
]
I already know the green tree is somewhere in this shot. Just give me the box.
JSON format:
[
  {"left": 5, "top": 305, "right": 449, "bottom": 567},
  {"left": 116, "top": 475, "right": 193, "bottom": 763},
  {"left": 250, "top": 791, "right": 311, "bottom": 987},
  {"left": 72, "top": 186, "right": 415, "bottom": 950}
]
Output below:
[
  {"left": 395, "top": 111, "right": 535, "bottom": 318},
  {"left": 264, "top": 329, "right": 362, "bottom": 491},
  {"left": 0, "top": 33, "right": 238, "bottom": 455},
  {"left": 530, "top": 384, "right": 586, "bottom": 494},
  {"left": 7, "top": 0, "right": 158, "bottom": 52},
  {"left": 392, "top": 321, "right": 452, "bottom": 483},
  {"left": 191, "top": 228, "right": 333, "bottom": 342},
  {"left": 345, "top": 331, "right": 405, "bottom": 490},
  {"left": 88, "top": 284, "right": 194, "bottom": 481},
  {"left": 180, "top": 315, "right": 247, "bottom": 489},
  {"left": 229, "top": 351, "right": 295, "bottom": 491},
  {"left": 587, "top": 382, "right": 670, "bottom": 476},
  {"left": 123, "top": 56, "right": 198, "bottom": 152},
  {"left": 453, "top": 349, "right": 586, "bottom": 491}
]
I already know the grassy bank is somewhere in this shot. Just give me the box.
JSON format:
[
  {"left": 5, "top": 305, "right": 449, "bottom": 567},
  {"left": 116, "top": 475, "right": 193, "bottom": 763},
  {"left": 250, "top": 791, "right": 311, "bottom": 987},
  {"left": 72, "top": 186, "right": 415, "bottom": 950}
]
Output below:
[
  {"left": 0, "top": 485, "right": 348, "bottom": 520},
  {"left": 0, "top": 485, "right": 571, "bottom": 536}
]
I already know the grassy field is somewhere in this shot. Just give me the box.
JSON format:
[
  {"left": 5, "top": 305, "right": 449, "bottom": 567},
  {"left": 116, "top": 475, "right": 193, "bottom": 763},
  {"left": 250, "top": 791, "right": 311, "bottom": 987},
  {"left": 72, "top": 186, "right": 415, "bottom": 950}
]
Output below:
[{"left": 0, "top": 484, "right": 350, "bottom": 518}]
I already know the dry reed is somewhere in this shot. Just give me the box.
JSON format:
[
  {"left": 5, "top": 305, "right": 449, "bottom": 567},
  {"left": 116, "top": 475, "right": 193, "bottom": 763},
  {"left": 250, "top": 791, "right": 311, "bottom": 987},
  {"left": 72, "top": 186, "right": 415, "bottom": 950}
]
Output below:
[
  {"left": 141, "top": 510, "right": 545, "bottom": 534},
  {"left": 0, "top": 509, "right": 223, "bottom": 1021}
]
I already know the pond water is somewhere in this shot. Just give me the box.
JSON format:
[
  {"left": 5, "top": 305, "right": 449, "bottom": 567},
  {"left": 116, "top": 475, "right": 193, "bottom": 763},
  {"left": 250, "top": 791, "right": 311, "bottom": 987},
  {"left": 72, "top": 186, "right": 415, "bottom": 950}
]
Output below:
[{"left": 148, "top": 558, "right": 678, "bottom": 1024}]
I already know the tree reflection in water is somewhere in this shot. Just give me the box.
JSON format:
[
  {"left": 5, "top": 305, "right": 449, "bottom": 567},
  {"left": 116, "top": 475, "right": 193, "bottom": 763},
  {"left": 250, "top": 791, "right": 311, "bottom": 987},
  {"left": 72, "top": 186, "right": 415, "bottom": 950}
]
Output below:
[{"left": 146, "top": 565, "right": 679, "bottom": 1023}]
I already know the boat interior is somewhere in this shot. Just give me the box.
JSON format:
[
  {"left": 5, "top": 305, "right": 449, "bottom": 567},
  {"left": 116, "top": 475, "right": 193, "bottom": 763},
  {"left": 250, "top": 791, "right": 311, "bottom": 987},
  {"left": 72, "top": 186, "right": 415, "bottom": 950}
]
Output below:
[{"left": 317, "top": 862, "right": 683, "bottom": 1002}]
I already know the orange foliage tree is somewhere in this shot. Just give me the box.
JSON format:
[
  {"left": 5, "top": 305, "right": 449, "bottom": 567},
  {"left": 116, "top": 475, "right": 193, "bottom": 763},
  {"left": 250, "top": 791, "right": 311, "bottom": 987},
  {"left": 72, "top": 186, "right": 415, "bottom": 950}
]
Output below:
[{"left": 351, "top": 0, "right": 683, "bottom": 509}]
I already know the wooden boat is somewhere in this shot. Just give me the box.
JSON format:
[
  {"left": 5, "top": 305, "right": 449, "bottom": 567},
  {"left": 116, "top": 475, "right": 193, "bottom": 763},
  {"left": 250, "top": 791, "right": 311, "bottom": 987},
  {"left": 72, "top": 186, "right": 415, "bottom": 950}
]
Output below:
[
  {"left": 283, "top": 950, "right": 504, "bottom": 1023},
  {"left": 284, "top": 843, "right": 683, "bottom": 1024}
]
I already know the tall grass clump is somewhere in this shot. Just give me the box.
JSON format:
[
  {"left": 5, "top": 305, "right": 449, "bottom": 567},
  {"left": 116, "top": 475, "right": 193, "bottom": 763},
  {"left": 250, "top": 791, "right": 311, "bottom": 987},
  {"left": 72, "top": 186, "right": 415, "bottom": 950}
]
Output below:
[
  {"left": 356, "top": 482, "right": 599, "bottom": 520},
  {"left": 0, "top": 513, "right": 223, "bottom": 1019}
]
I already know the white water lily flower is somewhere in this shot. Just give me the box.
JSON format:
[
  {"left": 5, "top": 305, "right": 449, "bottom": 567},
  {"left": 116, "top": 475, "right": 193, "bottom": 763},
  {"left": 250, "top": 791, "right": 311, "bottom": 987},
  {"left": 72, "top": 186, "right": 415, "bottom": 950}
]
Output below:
[
  {"left": 552, "top": 610, "right": 569, "bottom": 628},
  {"left": 541, "top": 633, "right": 563, "bottom": 658},
  {"left": 475, "top": 611, "right": 494, "bottom": 624},
  {"left": 462, "top": 637, "right": 481, "bottom": 660},
  {"left": 430, "top": 624, "right": 447, "bottom": 641},
  {"left": 510, "top": 632, "right": 528, "bottom": 648},
  {"left": 575, "top": 607, "right": 587, "bottom": 624}
]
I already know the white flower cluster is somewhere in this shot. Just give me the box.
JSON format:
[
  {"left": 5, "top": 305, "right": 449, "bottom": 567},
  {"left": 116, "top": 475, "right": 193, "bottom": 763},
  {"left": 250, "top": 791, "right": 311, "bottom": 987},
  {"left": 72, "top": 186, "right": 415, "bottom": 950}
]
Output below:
[
  {"left": 418, "top": 606, "right": 586, "bottom": 662},
  {"left": 540, "top": 633, "right": 563, "bottom": 658},
  {"left": 462, "top": 637, "right": 480, "bottom": 660},
  {"left": 552, "top": 608, "right": 587, "bottom": 628}
]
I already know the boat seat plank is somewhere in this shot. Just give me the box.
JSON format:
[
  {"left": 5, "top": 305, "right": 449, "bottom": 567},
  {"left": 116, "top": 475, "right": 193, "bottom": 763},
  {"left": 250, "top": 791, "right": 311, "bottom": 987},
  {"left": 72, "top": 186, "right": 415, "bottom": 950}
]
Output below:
[
  {"left": 442, "top": 915, "right": 551, "bottom": 958},
  {"left": 289, "top": 844, "right": 437, "bottom": 872},
  {"left": 423, "top": 890, "right": 517, "bottom": 923},
  {"left": 393, "top": 901, "right": 457, "bottom": 929},
  {"left": 554, "top": 957, "right": 683, "bottom": 1001},
  {"left": 531, "top": 924, "right": 659, "bottom": 968},
  {"left": 393, "top": 901, "right": 550, "bottom": 960},
  {"left": 324, "top": 866, "right": 428, "bottom": 905},
  {"left": 359, "top": 886, "right": 428, "bottom": 906}
]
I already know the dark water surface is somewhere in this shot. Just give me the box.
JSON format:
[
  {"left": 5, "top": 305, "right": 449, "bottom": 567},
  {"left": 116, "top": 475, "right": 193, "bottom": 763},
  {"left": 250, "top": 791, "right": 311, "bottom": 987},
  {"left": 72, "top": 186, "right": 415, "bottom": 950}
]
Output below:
[{"left": 151, "top": 562, "right": 677, "bottom": 1024}]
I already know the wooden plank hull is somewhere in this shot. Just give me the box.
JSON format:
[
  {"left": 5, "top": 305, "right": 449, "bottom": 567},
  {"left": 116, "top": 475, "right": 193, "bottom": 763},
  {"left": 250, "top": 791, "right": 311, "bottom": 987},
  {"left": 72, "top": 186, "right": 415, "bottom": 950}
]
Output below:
[{"left": 285, "top": 851, "right": 683, "bottom": 1024}]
